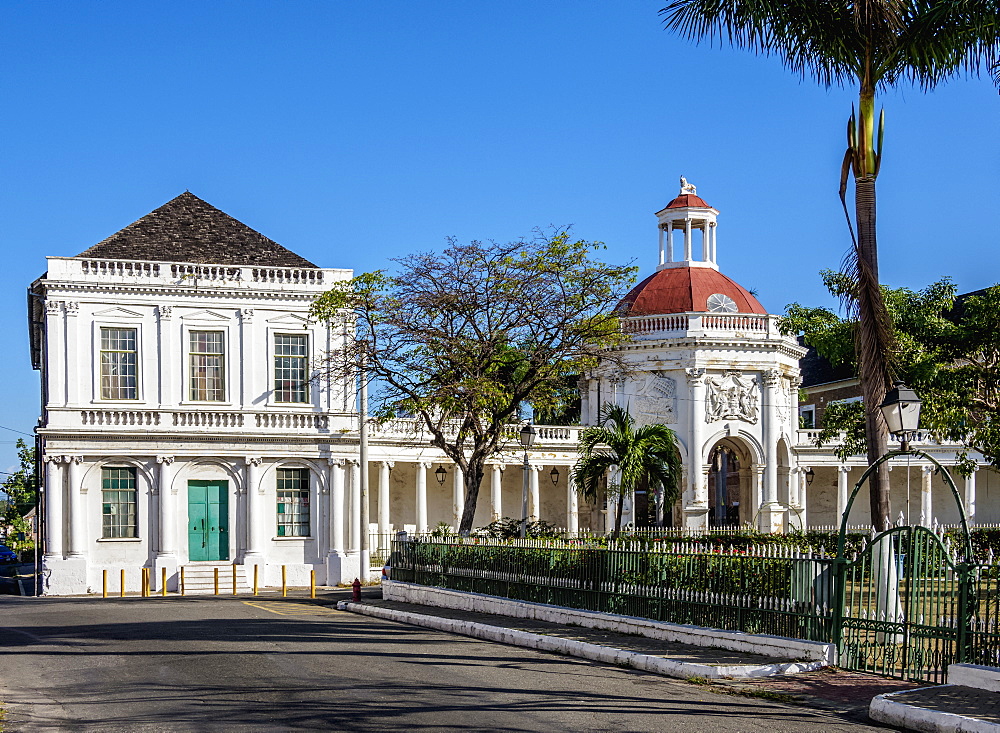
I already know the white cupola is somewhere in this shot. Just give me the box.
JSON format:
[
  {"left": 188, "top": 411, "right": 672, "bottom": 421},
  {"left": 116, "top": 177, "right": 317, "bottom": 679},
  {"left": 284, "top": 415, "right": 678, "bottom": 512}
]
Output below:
[{"left": 654, "top": 176, "right": 720, "bottom": 270}]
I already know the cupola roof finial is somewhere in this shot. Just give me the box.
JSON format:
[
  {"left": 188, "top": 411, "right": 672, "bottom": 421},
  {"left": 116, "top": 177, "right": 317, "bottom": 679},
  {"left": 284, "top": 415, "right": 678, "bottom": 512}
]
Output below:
[{"left": 679, "top": 175, "right": 697, "bottom": 196}]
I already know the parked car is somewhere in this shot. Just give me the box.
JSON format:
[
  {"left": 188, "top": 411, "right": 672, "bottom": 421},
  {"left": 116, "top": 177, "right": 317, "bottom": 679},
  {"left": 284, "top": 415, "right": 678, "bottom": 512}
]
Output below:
[{"left": 0, "top": 544, "right": 18, "bottom": 563}]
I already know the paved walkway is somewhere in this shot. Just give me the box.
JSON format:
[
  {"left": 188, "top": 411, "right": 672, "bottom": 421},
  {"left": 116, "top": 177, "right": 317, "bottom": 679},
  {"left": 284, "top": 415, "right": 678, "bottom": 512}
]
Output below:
[{"left": 345, "top": 596, "right": 924, "bottom": 724}]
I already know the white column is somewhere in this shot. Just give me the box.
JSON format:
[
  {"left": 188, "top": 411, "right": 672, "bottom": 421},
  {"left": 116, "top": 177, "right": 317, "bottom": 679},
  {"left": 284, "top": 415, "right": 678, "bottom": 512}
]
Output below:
[
  {"left": 683, "top": 218, "right": 692, "bottom": 261},
  {"left": 45, "top": 301, "right": 66, "bottom": 406},
  {"left": 528, "top": 465, "right": 540, "bottom": 522},
  {"left": 66, "top": 456, "right": 85, "bottom": 557},
  {"left": 44, "top": 455, "right": 64, "bottom": 558},
  {"left": 156, "top": 305, "right": 175, "bottom": 407},
  {"left": 239, "top": 308, "right": 254, "bottom": 410},
  {"left": 415, "top": 461, "right": 430, "bottom": 534},
  {"left": 328, "top": 458, "right": 345, "bottom": 554},
  {"left": 798, "top": 467, "right": 809, "bottom": 529},
  {"left": 566, "top": 467, "right": 579, "bottom": 536},
  {"left": 666, "top": 222, "right": 674, "bottom": 262},
  {"left": 790, "top": 376, "right": 802, "bottom": 430},
  {"left": 349, "top": 459, "right": 361, "bottom": 551},
  {"left": 658, "top": 226, "right": 665, "bottom": 266},
  {"left": 921, "top": 465, "right": 934, "bottom": 527},
  {"left": 710, "top": 222, "right": 718, "bottom": 263},
  {"left": 245, "top": 457, "right": 263, "bottom": 556},
  {"left": 156, "top": 456, "right": 176, "bottom": 557},
  {"left": 490, "top": 465, "right": 504, "bottom": 522},
  {"left": 761, "top": 369, "right": 783, "bottom": 533},
  {"left": 684, "top": 368, "right": 708, "bottom": 529},
  {"left": 378, "top": 461, "right": 393, "bottom": 542},
  {"left": 965, "top": 466, "right": 978, "bottom": 525},
  {"left": 453, "top": 464, "right": 465, "bottom": 529},
  {"left": 837, "top": 465, "right": 850, "bottom": 525},
  {"left": 64, "top": 302, "right": 80, "bottom": 405}
]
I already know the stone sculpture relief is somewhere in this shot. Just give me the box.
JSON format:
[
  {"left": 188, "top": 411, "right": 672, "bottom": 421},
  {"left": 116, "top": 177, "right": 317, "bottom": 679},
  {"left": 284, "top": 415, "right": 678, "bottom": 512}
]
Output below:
[
  {"left": 705, "top": 371, "right": 759, "bottom": 424},
  {"left": 634, "top": 372, "right": 677, "bottom": 426}
]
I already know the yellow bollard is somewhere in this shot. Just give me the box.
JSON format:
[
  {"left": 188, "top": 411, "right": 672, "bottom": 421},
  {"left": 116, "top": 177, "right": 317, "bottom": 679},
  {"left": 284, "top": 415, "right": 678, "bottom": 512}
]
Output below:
[
  {"left": 180, "top": 566, "right": 186, "bottom": 596},
  {"left": 310, "top": 569, "right": 316, "bottom": 599},
  {"left": 253, "top": 565, "right": 259, "bottom": 596},
  {"left": 103, "top": 569, "right": 108, "bottom": 598},
  {"left": 143, "top": 568, "right": 150, "bottom": 597},
  {"left": 162, "top": 567, "right": 167, "bottom": 597},
  {"left": 232, "top": 564, "right": 237, "bottom": 596},
  {"left": 213, "top": 567, "right": 219, "bottom": 596},
  {"left": 281, "top": 565, "right": 287, "bottom": 598},
  {"left": 120, "top": 568, "right": 125, "bottom": 598}
]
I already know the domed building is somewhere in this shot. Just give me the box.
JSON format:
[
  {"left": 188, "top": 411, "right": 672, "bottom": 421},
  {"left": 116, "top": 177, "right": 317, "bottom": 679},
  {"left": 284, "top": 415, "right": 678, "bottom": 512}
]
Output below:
[{"left": 580, "top": 180, "right": 806, "bottom": 532}]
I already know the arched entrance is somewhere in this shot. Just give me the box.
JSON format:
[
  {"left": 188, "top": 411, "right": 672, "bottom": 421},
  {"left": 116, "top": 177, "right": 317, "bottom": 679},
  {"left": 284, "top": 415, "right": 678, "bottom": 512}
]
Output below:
[{"left": 706, "top": 438, "right": 756, "bottom": 528}]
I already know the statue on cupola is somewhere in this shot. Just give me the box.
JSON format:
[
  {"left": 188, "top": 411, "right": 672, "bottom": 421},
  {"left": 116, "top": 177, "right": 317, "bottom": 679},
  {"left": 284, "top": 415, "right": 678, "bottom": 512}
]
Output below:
[{"left": 579, "top": 179, "right": 806, "bottom": 534}]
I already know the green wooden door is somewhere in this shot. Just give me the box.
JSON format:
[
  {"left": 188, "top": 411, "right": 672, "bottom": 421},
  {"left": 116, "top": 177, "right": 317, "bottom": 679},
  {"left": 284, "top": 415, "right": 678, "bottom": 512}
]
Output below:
[{"left": 187, "top": 481, "right": 229, "bottom": 561}]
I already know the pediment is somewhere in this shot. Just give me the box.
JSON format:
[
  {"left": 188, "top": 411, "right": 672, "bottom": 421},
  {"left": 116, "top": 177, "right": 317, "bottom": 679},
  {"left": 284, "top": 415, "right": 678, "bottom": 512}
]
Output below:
[
  {"left": 265, "top": 313, "right": 310, "bottom": 325},
  {"left": 180, "top": 309, "right": 230, "bottom": 322},
  {"left": 93, "top": 307, "right": 143, "bottom": 319}
]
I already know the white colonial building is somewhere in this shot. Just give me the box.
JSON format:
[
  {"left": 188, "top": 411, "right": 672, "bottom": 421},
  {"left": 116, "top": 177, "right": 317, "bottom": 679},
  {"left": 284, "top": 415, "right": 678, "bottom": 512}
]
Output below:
[
  {"left": 29, "top": 193, "right": 586, "bottom": 595},
  {"left": 30, "top": 186, "right": 998, "bottom": 595}
]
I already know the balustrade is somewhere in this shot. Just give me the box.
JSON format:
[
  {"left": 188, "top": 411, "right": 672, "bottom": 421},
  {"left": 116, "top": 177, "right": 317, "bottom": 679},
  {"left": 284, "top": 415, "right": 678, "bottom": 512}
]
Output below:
[
  {"left": 623, "top": 312, "right": 776, "bottom": 338},
  {"left": 80, "top": 410, "right": 160, "bottom": 426}
]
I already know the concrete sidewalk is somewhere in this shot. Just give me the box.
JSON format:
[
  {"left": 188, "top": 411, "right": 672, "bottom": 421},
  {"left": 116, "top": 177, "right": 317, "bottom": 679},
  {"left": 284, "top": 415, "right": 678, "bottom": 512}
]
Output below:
[{"left": 344, "top": 586, "right": 1000, "bottom": 732}]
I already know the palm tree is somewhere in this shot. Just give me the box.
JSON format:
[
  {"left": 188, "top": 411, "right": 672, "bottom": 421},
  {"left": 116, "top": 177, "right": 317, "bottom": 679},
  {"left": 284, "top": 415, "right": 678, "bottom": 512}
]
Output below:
[
  {"left": 660, "top": 0, "right": 999, "bottom": 531},
  {"left": 573, "top": 403, "right": 682, "bottom": 538}
]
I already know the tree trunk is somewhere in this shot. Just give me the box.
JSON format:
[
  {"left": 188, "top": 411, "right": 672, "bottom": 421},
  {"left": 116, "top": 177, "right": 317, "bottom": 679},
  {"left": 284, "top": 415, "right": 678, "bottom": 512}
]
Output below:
[
  {"left": 855, "top": 174, "right": 892, "bottom": 532},
  {"left": 458, "top": 461, "right": 486, "bottom": 535},
  {"left": 613, "top": 493, "right": 623, "bottom": 539}
]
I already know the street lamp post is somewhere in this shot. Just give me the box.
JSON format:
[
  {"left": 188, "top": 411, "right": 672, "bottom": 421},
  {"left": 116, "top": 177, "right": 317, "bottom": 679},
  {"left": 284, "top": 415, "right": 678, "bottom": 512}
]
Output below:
[
  {"left": 519, "top": 422, "right": 536, "bottom": 538},
  {"left": 879, "top": 381, "right": 923, "bottom": 451}
]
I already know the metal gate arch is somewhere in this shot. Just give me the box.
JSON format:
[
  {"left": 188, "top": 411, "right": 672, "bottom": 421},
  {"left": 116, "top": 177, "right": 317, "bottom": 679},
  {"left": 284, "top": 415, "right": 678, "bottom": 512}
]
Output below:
[{"left": 832, "top": 450, "right": 977, "bottom": 683}]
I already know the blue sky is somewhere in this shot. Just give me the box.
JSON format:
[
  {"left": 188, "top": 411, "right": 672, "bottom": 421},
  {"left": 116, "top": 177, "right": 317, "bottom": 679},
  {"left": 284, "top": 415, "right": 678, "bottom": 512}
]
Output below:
[{"left": 2, "top": 1, "right": 998, "bottom": 474}]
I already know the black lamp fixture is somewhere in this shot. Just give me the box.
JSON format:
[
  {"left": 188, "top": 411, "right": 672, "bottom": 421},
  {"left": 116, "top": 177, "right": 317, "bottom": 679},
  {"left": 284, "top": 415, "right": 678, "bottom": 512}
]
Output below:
[
  {"left": 805, "top": 467, "right": 815, "bottom": 486},
  {"left": 880, "top": 380, "right": 923, "bottom": 451},
  {"left": 434, "top": 465, "right": 447, "bottom": 485},
  {"left": 550, "top": 467, "right": 560, "bottom": 485},
  {"left": 519, "top": 422, "right": 537, "bottom": 449}
]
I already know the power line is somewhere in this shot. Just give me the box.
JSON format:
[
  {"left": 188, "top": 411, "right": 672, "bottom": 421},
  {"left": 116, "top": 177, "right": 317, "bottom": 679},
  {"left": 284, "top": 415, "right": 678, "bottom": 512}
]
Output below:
[{"left": 0, "top": 425, "right": 33, "bottom": 437}]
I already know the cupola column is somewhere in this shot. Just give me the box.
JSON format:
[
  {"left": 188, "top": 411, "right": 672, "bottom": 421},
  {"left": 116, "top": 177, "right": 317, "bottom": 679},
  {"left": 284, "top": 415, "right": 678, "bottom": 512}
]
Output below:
[
  {"left": 658, "top": 226, "right": 665, "bottom": 266},
  {"left": 683, "top": 219, "right": 693, "bottom": 261}
]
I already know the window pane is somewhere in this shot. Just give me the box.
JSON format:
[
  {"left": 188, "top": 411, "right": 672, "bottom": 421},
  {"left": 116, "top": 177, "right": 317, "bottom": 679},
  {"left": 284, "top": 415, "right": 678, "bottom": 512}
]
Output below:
[
  {"left": 100, "top": 328, "right": 138, "bottom": 400},
  {"left": 190, "top": 331, "right": 225, "bottom": 401},
  {"left": 274, "top": 335, "right": 308, "bottom": 402},
  {"left": 276, "top": 468, "right": 310, "bottom": 537},
  {"left": 102, "top": 467, "right": 137, "bottom": 539}
]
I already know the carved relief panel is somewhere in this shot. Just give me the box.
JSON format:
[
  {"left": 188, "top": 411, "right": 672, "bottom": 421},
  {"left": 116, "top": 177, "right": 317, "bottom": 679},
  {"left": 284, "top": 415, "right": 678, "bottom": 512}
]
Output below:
[{"left": 705, "top": 371, "right": 759, "bottom": 424}]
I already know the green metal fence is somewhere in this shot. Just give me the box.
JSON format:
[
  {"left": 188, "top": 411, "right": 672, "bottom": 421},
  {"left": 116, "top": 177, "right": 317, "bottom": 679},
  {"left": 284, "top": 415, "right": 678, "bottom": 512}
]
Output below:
[{"left": 390, "top": 538, "right": 836, "bottom": 642}]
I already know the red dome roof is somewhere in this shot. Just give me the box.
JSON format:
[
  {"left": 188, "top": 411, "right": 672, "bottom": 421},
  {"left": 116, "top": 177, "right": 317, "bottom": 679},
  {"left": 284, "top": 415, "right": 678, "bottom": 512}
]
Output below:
[
  {"left": 663, "top": 194, "right": 713, "bottom": 210},
  {"left": 618, "top": 267, "right": 766, "bottom": 316}
]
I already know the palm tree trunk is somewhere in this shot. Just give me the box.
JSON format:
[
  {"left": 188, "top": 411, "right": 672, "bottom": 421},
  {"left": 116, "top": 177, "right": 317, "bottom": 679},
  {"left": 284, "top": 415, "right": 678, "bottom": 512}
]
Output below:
[
  {"left": 855, "top": 174, "right": 892, "bottom": 532},
  {"left": 613, "top": 495, "right": 623, "bottom": 539}
]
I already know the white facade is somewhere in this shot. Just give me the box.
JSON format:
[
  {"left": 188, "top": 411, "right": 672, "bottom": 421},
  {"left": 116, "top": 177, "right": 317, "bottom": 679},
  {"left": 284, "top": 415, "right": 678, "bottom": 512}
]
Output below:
[{"left": 30, "top": 202, "right": 588, "bottom": 596}]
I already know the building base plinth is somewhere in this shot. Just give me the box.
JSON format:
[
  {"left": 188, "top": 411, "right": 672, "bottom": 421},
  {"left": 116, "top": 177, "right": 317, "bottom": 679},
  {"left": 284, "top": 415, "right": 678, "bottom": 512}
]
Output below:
[
  {"left": 758, "top": 506, "right": 786, "bottom": 534},
  {"left": 682, "top": 505, "right": 709, "bottom": 531},
  {"left": 153, "top": 556, "right": 180, "bottom": 591},
  {"left": 43, "top": 555, "right": 88, "bottom": 596},
  {"left": 326, "top": 551, "right": 360, "bottom": 586}
]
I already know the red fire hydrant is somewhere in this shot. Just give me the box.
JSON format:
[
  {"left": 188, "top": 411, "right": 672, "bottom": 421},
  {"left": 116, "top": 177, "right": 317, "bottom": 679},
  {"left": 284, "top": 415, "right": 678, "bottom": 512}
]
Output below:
[{"left": 352, "top": 577, "right": 361, "bottom": 602}]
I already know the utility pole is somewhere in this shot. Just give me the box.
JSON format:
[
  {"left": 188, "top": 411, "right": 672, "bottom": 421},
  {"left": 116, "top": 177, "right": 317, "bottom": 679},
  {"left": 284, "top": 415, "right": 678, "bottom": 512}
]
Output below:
[{"left": 359, "top": 353, "right": 370, "bottom": 581}]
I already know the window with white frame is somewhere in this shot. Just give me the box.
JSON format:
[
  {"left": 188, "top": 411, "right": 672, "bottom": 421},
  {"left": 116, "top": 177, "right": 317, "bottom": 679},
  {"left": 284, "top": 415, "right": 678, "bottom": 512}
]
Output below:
[
  {"left": 276, "top": 467, "right": 310, "bottom": 537},
  {"left": 189, "top": 331, "right": 225, "bottom": 401},
  {"left": 102, "top": 467, "right": 137, "bottom": 538},
  {"left": 799, "top": 405, "right": 816, "bottom": 429},
  {"left": 274, "top": 334, "right": 309, "bottom": 403},
  {"left": 100, "top": 327, "right": 138, "bottom": 400}
]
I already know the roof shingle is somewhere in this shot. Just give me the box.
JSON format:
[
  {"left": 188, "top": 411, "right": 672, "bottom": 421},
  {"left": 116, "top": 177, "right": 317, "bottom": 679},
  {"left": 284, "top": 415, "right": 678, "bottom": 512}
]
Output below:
[{"left": 75, "top": 192, "right": 318, "bottom": 268}]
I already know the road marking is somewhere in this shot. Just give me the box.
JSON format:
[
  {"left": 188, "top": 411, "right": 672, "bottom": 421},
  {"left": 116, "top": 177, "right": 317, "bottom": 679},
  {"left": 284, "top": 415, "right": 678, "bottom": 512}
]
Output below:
[{"left": 243, "top": 600, "right": 344, "bottom": 617}]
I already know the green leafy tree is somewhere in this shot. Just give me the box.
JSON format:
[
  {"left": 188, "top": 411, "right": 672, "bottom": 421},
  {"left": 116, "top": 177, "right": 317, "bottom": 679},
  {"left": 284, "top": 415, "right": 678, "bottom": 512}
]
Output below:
[
  {"left": 784, "top": 272, "right": 1000, "bottom": 470},
  {"left": 661, "top": 0, "right": 999, "bottom": 530},
  {"left": 311, "top": 231, "right": 637, "bottom": 534},
  {"left": 1, "top": 439, "right": 38, "bottom": 554},
  {"left": 572, "top": 403, "right": 682, "bottom": 538}
]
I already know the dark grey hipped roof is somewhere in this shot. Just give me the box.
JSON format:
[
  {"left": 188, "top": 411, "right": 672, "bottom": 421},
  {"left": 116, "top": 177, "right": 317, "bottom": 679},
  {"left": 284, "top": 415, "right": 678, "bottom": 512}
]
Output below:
[{"left": 74, "top": 192, "right": 317, "bottom": 268}]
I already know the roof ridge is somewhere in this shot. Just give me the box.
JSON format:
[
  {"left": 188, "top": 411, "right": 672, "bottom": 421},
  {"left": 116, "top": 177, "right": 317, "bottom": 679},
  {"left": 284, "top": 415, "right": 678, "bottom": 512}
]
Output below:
[{"left": 74, "top": 192, "right": 319, "bottom": 268}]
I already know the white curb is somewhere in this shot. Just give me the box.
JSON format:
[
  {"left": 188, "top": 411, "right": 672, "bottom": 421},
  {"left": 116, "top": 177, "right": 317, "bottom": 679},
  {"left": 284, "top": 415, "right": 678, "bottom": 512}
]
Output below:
[
  {"left": 870, "top": 686, "right": 1000, "bottom": 732},
  {"left": 338, "top": 600, "right": 827, "bottom": 680}
]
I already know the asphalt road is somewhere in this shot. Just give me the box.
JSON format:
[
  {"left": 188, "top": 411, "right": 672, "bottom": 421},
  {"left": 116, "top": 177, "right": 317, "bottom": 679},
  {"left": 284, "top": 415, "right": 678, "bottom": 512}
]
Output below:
[{"left": 0, "top": 592, "right": 896, "bottom": 732}]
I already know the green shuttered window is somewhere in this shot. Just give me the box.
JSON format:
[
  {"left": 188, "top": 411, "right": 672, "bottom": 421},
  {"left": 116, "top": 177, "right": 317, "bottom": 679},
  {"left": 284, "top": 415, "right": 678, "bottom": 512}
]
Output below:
[
  {"left": 102, "top": 467, "right": 137, "bottom": 538},
  {"left": 276, "top": 467, "right": 310, "bottom": 537}
]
